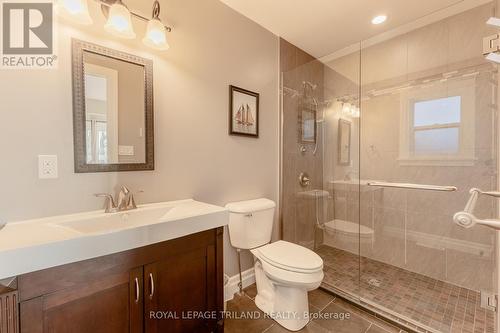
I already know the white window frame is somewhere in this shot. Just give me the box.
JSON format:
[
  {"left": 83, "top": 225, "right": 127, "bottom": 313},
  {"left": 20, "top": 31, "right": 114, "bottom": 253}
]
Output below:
[
  {"left": 84, "top": 64, "right": 119, "bottom": 164},
  {"left": 398, "top": 78, "right": 476, "bottom": 166}
]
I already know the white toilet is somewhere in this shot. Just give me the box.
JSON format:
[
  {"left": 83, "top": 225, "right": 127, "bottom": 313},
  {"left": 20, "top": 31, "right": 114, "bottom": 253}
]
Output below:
[{"left": 226, "top": 198, "right": 324, "bottom": 331}]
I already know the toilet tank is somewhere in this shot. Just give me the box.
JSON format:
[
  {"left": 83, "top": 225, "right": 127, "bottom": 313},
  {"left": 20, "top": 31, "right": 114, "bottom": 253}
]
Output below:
[{"left": 225, "top": 198, "right": 276, "bottom": 250}]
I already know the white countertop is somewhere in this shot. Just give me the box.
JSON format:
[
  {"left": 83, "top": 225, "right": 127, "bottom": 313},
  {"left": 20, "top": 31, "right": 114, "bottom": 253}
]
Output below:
[{"left": 0, "top": 199, "right": 228, "bottom": 280}]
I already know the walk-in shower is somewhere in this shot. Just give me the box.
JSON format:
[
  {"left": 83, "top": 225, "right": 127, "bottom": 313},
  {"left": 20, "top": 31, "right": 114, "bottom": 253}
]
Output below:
[{"left": 281, "top": 2, "right": 499, "bottom": 332}]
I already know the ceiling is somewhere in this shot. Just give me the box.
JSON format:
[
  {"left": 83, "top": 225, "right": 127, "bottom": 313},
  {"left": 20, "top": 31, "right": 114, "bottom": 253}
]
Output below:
[{"left": 219, "top": 0, "right": 489, "bottom": 58}]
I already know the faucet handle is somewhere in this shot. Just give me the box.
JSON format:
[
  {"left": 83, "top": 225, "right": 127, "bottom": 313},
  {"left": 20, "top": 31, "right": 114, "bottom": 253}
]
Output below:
[
  {"left": 120, "top": 185, "right": 131, "bottom": 195},
  {"left": 94, "top": 193, "right": 117, "bottom": 213},
  {"left": 127, "top": 190, "right": 144, "bottom": 210}
]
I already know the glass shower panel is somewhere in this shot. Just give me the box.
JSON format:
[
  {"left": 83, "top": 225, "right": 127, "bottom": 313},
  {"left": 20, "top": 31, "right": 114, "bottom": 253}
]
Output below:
[
  {"left": 281, "top": 42, "right": 362, "bottom": 300},
  {"left": 358, "top": 3, "right": 498, "bottom": 332},
  {"left": 281, "top": 57, "right": 329, "bottom": 251}
]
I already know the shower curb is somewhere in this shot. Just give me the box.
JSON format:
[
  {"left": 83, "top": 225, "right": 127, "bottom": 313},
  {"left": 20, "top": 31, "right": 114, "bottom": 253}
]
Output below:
[{"left": 319, "top": 286, "right": 421, "bottom": 333}]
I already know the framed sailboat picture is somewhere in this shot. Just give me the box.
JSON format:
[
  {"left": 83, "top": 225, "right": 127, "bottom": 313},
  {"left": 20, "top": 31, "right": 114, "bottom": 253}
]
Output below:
[{"left": 229, "top": 85, "right": 259, "bottom": 137}]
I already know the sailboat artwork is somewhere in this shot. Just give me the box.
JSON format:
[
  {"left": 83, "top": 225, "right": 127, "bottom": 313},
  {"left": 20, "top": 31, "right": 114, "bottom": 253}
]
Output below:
[
  {"left": 235, "top": 104, "right": 255, "bottom": 126},
  {"left": 230, "top": 85, "right": 259, "bottom": 137}
]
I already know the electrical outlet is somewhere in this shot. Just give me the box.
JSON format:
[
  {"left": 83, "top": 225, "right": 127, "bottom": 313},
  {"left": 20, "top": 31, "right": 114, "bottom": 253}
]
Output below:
[{"left": 38, "top": 155, "right": 58, "bottom": 179}]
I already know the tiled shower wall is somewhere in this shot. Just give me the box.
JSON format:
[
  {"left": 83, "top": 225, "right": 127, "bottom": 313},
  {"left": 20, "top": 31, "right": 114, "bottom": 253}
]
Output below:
[
  {"left": 323, "top": 4, "right": 498, "bottom": 293},
  {"left": 280, "top": 39, "right": 325, "bottom": 248}
]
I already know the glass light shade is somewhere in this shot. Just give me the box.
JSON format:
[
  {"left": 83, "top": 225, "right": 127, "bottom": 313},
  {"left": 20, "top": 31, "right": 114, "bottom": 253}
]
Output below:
[
  {"left": 143, "top": 18, "right": 170, "bottom": 50},
  {"left": 350, "top": 105, "right": 360, "bottom": 118},
  {"left": 342, "top": 103, "right": 351, "bottom": 116},
  {"left": 104, "top": 2, "right": 136, "bottom": 39},
  {"left": 58, "top": 0, "right": 93, "bottom": 25}
]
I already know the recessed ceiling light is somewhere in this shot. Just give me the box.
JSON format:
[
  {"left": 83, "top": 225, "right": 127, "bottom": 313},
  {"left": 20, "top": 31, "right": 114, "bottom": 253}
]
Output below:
[{"left": 372, "top": 15, "right": 387, "bottom": 25}]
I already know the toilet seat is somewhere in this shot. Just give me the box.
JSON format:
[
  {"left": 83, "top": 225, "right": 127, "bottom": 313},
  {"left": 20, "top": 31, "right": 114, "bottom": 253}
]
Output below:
[{"left": 252, "top": 241, "right": 323, "bottom": 273}]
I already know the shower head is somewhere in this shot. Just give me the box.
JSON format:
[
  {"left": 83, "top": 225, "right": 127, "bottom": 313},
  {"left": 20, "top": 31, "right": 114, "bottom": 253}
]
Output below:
[{"left": 303, "top": 81, "right": 317, "bottom": 90}]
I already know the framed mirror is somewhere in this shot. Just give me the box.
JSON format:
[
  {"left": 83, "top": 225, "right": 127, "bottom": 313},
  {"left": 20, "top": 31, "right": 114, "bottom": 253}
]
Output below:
[
  {"left": 299, "top": 107, "right": 316, "bottom": 144},
  {"left": 72, "top": 39, "right": 154, "bottom": 173},
  {"left": 338, "top": 119, "right": 351, "bottom": 165}
]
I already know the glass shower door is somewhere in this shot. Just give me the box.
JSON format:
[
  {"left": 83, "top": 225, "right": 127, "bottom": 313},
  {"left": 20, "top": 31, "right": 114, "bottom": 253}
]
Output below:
[{"left": 357, "top": 3, "right": 498, "bottom": 332}]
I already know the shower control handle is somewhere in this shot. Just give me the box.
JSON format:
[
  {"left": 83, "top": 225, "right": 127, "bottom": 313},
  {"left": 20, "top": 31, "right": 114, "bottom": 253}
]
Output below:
[
  {"left": 453, "top": 187, "right": 500, "bottom": 230},
  {"left": 299, "top": 172, "right": 310, "bottom": 187}
]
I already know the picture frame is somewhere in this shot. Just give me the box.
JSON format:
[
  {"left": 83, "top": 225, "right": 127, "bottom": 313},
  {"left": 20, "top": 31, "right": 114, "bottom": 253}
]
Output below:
[{"left": 229, "top": 85, "right": 259, "bottom": 137}]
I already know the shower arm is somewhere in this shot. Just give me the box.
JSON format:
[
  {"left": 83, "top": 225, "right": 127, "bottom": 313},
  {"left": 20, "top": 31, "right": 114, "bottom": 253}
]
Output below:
[{"left": 453, "top": 188, "right": 500, "bottom": 230}]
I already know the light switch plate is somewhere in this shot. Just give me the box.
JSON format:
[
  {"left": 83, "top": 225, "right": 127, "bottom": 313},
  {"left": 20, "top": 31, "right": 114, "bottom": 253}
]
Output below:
[
  {"left": 118, "top": 146, "right": 135, "bottom": 156},
  {"left": 38, "top": 155, "right": 58, "bottom": 179}
]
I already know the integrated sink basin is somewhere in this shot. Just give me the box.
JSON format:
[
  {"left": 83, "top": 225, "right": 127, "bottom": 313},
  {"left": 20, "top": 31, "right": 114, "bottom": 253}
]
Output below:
[
  {"left": 0, "top": 199, "right": 228, "bottom": 279},
  {"left": 52, "top": 204, "right": 176, "bottom": 235}
]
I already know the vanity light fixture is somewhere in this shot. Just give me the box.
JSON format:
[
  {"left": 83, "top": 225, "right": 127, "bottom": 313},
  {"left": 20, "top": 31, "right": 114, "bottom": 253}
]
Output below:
[
  {"left": 58, "top": 0, "right": 93, "bottom": 25},
  {"left": 143, "top": 0, "right": 170, "bottom": 50},
  {"left": 342, "top": 103, "right": 352, "bottom": 116},
  {"left": 341, "top": 102, "right": 360, "bottom": 118},
  {"left": 59, "top": 0, "right": 173, "bottom": 50},
  {"left": 342, "top": 102, "right": 361, "bottom": 118},
  {"left": 371, "top": 15, "right": 387, "bottom": 25},
  {"left": 104, "top": 0, "right": 136, "bottom": 39}
]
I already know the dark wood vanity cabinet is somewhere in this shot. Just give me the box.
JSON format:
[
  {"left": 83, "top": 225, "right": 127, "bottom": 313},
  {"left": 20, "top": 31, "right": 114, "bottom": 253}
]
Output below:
[{"left": 16, "top": 228, "right": 224, "bottom": 333}]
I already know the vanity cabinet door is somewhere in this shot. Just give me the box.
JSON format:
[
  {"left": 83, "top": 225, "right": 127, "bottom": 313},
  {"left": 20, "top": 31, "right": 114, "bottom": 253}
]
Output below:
[
  {"left": 144, "top": 245, "right": 218, "bottom": 333},
  {"left": 19, "top": 266, "right": 144, "bottom": 333}
]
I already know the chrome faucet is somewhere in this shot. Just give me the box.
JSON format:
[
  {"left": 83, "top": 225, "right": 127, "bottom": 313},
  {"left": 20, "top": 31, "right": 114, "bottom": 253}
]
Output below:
[{"left": 95, "top": 186, "right": 139, "bottom": 213}]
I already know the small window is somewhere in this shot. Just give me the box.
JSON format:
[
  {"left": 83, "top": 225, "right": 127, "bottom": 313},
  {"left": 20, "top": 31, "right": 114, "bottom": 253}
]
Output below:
[
  {"left": 398, "top": 79, "right": 476, "bottom": 166},
  {"left": 412, "top": 96, "right": 461, "bottom": 155},
  {"left": 414, "top": 96, "right": 461, "bottom": 126}
]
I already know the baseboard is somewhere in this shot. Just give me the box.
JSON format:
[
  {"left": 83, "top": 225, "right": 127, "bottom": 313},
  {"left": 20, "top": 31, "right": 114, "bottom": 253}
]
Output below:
[{"left": 224, "top": 268, "right": 255, "bottom": 302}]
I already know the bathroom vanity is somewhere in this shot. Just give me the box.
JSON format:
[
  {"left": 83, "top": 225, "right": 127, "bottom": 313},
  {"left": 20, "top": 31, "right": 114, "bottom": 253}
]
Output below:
[{"left": 0, "top": 199, "right": 227, "bottom": 333}]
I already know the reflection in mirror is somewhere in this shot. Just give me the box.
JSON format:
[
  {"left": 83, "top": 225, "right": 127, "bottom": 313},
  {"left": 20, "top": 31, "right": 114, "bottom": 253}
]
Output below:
[
  {"left": 83, "top": 52, "right": 146, "bottom": 165},
  {"left": 72, "top": 39, "right": 153, "bottom": 173},
  {"left": 338, "top": 119, "right": 351, "bottom": 165},
  {"left": 300, "top": 109, "right": 316, "bottom": 143}
]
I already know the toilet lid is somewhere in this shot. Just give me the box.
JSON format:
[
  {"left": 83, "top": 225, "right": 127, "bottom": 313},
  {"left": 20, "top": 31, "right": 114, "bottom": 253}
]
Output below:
[{"left": 257, "top": 241, "right": 323, "bottom": 273}]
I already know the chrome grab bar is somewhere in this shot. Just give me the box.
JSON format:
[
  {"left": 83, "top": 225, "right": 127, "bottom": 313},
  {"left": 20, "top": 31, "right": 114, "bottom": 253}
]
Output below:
[
  {"left": 454, "top": 188, "right": 500, "bottom": 230},
  {"left": 367, "top": 181, "right": 457, "bottom": 192}
]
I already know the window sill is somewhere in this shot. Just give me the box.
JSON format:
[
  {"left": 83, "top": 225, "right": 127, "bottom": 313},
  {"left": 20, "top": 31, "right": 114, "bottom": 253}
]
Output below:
[{"left": 397, "top": 156, "right": 477, "bottom": 167}]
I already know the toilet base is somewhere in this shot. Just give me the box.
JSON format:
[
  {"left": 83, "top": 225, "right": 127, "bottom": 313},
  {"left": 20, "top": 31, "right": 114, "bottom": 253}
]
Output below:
[{"left": 253, "top": 260, "right": 319, "bottom": 331}]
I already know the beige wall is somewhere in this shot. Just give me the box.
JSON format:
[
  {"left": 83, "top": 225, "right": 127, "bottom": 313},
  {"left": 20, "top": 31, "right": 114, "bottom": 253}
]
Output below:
[{"left": 0, "top": 0, "right": 279, "bottom": 276}]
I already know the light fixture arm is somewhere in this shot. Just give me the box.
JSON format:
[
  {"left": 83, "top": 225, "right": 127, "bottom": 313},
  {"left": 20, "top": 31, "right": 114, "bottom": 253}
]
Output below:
[
  {"left": 97, "top": 0, "right": 172, "bottom": 32},
  {"left": 152, "top": 0, "right": 160, "bottom": 19}
]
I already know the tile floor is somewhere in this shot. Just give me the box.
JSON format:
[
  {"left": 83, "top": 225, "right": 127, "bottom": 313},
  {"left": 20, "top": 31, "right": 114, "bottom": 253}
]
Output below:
[
  {"left": 316, "top": 246, "right": 495, "bottom": 333},
  {"left": 225, "top": 284, "right": 406, "bottom": 333}
]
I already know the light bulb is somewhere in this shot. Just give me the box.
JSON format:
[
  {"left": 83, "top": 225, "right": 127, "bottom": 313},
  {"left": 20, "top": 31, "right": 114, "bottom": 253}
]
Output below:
[
  {"left": 372, "top": 15, "right": 387, "bottom": 25},
  {"left": 58, "top": 0, "right": 92, "bottom": 25},
  {"left": 342, "top": 103, "right": 351, "bottom": 116},
  {"left": 143, "top": 18, "right": 169, "bottom": 50},
  {"left": 104, "top": 1, "right": 136, "bottom": 39},
  {"left": 350, "top": 105, "right": 357, "bottom": 116}
]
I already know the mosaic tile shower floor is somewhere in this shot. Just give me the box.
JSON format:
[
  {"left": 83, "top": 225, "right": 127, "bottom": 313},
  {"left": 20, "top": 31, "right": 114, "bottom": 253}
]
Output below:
[{"left": 316, "top": 246, "right": 495, "bottom": 333}]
